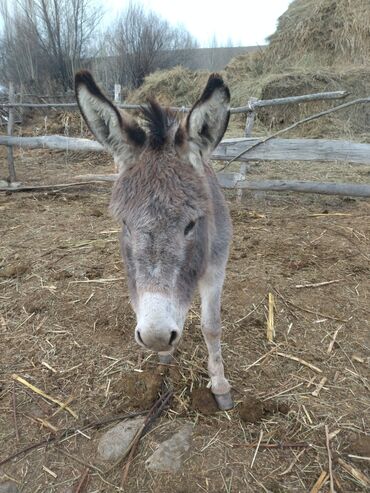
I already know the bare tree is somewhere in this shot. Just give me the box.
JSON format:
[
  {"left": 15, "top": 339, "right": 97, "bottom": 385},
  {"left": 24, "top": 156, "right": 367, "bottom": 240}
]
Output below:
[
  {"left": 110, "top": 2, "right": 198, "bottom": 88},
  {"left": 0, "top": 0, "right": 103, "bottom": 92}
]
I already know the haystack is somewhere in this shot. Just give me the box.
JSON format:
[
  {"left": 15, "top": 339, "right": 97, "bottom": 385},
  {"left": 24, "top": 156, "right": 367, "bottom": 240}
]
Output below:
[
  {"left": 224, "top": 0, "right": 370, "bottom": 139},
  {"left": 127, "top": 66, "right": 209, "bottom": 107},
  {"left": 265, "top": 0, "right": 370, "bottom": 69}
]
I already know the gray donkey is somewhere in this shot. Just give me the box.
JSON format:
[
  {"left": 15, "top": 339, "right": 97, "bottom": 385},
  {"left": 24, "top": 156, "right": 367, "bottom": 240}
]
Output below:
[{"left": 75, "top": 70, "right": 233, "bottom": 409}]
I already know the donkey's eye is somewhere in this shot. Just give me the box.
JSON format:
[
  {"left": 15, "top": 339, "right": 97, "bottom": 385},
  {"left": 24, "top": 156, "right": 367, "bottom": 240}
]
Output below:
[
  {"left": 184, "top": 220, "right": 196, "bottom": 236},
  {"left": 123, "top": 220, "right": 131, "bottom": 234}
]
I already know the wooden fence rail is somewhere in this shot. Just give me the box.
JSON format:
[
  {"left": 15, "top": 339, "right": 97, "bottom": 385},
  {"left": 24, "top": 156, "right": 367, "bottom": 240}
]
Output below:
[
  {"left": 1, "top": 134, "right": 370, "bottom": 197},
  {"left": 0, "top": 90, "right": 348, "bottom": 113},
  {"left": 1, "top": 85, "right": 369, "bottom": 198},
  {"left": 1, "top": 134, "right": 369, "bottom": 165}
]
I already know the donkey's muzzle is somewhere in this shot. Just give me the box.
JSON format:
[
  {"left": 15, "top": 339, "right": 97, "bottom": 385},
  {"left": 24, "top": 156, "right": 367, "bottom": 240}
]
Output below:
[{"left": 135, "top": 327, "right": 180, "bottom": 352}]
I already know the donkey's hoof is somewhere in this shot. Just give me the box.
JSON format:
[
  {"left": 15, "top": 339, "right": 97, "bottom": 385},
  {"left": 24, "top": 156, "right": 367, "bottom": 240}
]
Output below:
[
  {"left": 158, "top": 353, "right": 174, "bottom": 364},
  {"left": 214, "top": 392, "right": 234, "bottom": 410}
]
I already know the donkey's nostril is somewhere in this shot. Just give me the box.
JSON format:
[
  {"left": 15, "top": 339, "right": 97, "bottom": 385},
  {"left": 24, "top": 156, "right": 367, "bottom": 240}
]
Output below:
[
  {"left": 137, "top": 330, "right": 145, "bottom": 346},
  {"left": 169, "top": 330, "right": 178, "bottom": 345}
]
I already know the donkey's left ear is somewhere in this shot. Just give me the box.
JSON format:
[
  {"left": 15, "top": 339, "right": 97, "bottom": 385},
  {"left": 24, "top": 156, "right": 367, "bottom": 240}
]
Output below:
[
  {"left": 179, "top": 73, "right": 230, "bottom": 170},
  {"left": 75, "top": 70, "right": 146, "bottom": 170}
]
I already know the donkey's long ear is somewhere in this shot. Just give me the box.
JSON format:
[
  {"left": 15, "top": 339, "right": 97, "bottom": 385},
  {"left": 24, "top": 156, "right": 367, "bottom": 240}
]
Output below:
[
  {"left": 180, "top": 73, "right": 230, "bottom": 171},
  {"left": 75, "top": 70, "right": 146, "bottom": 168}
]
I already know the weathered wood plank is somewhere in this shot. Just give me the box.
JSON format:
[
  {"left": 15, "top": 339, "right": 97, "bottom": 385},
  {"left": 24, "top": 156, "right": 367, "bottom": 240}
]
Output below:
[
  {"left": 1, "top": 134, "right": 369, "bottom": 165},
  {"left": 233, "top": 180, "right": 370, "bottom": 197},
  {"left": 215, "top": 137, "right": 370, "bottom": 165},
  {"left": 0, "top": 135, "right": 104, "bottom": 152},
  {"left": 72, "top": 174, "right": 370, "bottom": 197}
]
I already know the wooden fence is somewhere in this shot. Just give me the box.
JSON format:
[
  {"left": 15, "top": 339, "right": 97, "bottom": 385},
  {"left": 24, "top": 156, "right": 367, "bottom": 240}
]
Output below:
[{"left": 1, "top": 86, "right": 370, "bottom": 197}]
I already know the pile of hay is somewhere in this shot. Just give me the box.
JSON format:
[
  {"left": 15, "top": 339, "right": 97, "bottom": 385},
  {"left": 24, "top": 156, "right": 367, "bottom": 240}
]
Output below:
[
  {"left": 127, "top": 66, "right": 209, "bottom": 107},
  {"left": 256, "top": 67, "right": 370, "bottom": 139},
  {"left": 265, "top": 0, "right": 370, "bottom": 69},
  {"left": 223, "top": 0, "right": 370, "bottom": 139}
]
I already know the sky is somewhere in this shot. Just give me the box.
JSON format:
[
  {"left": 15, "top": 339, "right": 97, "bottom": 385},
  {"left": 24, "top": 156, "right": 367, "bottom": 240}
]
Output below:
[{"left": 102, "top": 0, "right": 294, "bottom": 47}]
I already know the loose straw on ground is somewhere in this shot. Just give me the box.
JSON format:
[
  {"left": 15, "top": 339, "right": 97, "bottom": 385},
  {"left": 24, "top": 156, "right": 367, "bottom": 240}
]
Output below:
[
  {"left": 325, "top": 425, "right": 335, "bottom": 493},
  {"left": 12, "top": 383, "right": 20, "bottom": 442},
  {"left": 310, "top": 471, "right": 329, "bottom": 493},
  {"left": 312, "top": 377, "right": 328, "bottom": 397},
  {"left": 327, "top": 328, "right": 342, "bottom": 354},
  {"left": 337, "top": 458, "right": 370, "bottom": 488},
  {"left": 267, "top": 293, "right": 275, "bottom": 342},
  {"left": 295, "top": 280, "right": 342, "bottom": 289},
  {"left": 250, "top": 430, "right": 264, "bottom": 468},
  {"left": 276, "top": 352, "right": 322, "bottom": 373},
  {"left": 12, "top": 373, "right": 78, "bottom": 419}
]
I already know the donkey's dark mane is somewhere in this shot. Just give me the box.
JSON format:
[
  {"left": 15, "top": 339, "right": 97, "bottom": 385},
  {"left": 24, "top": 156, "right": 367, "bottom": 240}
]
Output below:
[{"left": 141, "top": 99, "right": 178, "bottom": 150}]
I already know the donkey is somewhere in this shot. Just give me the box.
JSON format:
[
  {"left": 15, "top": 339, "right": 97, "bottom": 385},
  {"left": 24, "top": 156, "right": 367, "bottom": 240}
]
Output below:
[{"left": 75, "top": 70, "right": 233, "bottom": 409}]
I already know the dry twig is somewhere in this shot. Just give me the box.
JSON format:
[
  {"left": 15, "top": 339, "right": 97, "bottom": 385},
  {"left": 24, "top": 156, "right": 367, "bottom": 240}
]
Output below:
[
  {"left": 295, "top": 280, "right": 342, "bottom": 289},
  {"left": 325, "top": 425, "right": 335, "bottom": 493},
  {"left": 12, "top": 383, "right": 20, "bottom": 442},
  {"left": 312, "top": 377, "right": 328, "bottom": 397},
  {"left": 0, "top": 410, "right": 146, "bottom": 467},
  {"left": 279, "top": 449, "right": 305, "bottom": 476},
  {"left": 121, "top": 390, "right": 173, "bottom": 486},
  {"left": 310, "top": 471, "right": 329, "bottom": 493},
  {"left": 73, "top": 468, "right": 89, "bottom": 493},
  {"left": 250, "top": 430, "right": 263, "bottom": 468}
]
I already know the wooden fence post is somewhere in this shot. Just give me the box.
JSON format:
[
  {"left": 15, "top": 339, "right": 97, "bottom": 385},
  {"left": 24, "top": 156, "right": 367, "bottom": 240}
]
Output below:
[
  {"left": 237, "top": 163, "right": 247, "bottom": 202},
  {"left": 244, "top": 97, "right": 258, "bottom": 137},
  {"left": 114, "top": 84, "right": 121, "bottom": 103},
  {"left": 7, "top": 81, "right": 16, "bottom": 183}
]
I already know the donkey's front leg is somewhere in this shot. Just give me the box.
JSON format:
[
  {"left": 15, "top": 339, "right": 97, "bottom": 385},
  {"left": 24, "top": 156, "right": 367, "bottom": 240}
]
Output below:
[{"left": 199, "top": 266, "right": 233, "bottom": 410}]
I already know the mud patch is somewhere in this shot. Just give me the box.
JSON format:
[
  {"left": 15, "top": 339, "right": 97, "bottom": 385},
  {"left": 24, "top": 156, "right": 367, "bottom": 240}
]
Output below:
[
  {"left": 0, "top": 262, "right": 29, "bottom": 278},
  {"left": 348, "top": 435, "right": 370, "bottom": 456},
  {"left": 239, "top": 397, "right": 290, "bottom": 424},
  {"left": 190, "top": 388, "right": 218, "bottom": 415}
]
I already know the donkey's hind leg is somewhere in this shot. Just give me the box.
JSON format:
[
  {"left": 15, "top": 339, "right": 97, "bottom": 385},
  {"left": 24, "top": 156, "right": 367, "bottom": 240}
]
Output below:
[{"left": 198, "top": 264, "right": 233, "bottom": 410}]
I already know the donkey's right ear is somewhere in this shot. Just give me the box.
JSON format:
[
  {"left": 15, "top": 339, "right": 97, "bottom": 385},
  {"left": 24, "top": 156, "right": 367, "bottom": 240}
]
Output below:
[{"left": 75, "top": 70, "right": 146, "bottom": 167}]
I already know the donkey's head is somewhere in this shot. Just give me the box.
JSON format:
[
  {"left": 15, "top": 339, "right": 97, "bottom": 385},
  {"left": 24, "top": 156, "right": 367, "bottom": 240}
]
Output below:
[{"left": 75, "top": 71, "right": 230, "bottom": 355}]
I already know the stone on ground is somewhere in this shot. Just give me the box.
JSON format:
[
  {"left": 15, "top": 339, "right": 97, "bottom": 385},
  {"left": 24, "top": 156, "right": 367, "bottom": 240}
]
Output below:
[
  {"left": 97, "top": 416, "right": 145, "bottom": 461},
  {"left": 146, "top": 423, "right": 193, "bottom": 473},
  {"left": 0, "top": 482, "right": 19, "bottom": 493}
]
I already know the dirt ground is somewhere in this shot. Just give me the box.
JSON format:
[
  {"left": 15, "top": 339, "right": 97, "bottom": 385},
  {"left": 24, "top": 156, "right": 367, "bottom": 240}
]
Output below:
[{"left": 0, "top": 146, "right": 369, "bottom": 492}]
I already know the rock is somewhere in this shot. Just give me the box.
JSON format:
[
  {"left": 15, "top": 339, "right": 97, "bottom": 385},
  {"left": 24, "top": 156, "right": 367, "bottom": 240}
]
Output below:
[
  {"left": 97, "top": 416, "right": 145, "bottom": 461},
  {"left": 0, "top": 482, "right": 19, "bottom": 493},
  {"left": 146, "top": 423, "right": 193, "bottom": 473}
]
